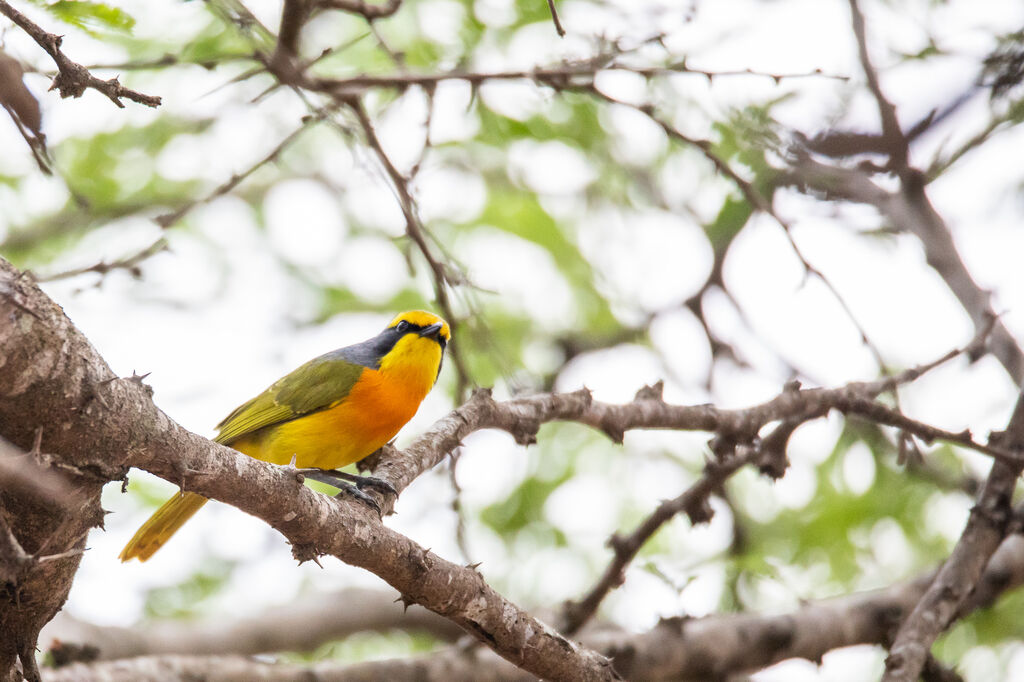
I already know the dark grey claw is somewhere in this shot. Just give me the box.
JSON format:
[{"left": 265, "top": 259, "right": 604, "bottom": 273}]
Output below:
[
  {"left": 350, "top": 474, "right": 396, "bottom": 496},
  {"left": 334, "top": 482, "right": 382, "bottom": 515},
  {"left": 295, "top": 468, "right": 396, "bottom": 496}
]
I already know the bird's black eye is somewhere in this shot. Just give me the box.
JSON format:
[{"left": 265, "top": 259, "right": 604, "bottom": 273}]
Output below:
[{"left": 396, "top": 320, "right": 410, "bottom": 333}]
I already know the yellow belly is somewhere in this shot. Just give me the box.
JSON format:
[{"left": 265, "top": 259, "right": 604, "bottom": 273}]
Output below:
[{"left": 230, "top": 368, "right": 423, "bottom": 469}]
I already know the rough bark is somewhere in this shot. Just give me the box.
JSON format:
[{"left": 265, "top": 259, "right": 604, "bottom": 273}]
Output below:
[{"left": 1, "top": 263, "right": 122, "bottom": 682}]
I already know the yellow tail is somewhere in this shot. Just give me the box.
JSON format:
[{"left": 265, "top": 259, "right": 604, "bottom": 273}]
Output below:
[{"left": 119, "top": 492, "right": 208, "bottom": 562}]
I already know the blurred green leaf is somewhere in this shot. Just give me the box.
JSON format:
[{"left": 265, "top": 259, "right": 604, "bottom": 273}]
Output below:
[
  {"left": 41, "top": 0, "right": 135, "bottom": 35},
  {"left": 143, "top": 558, "right": 236, "bottom": 620}
]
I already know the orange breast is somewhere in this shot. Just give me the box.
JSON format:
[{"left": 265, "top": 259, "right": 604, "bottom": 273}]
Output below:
[{"left": 236, "top": 368, "right": 426, "bottom": 470}]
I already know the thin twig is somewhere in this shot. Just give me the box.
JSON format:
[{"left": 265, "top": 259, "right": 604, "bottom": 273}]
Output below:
[
  {"left": 561, "top": 446, "right": 756, "bottom": 634},
  {"left": 36, "top": 239, "right": 168, "bottom": 283},
  {"left": 308, "top": 62, "right": 847, "bottom": 95},
  {"left": 546, "top": 0, "right": 566, "bottom": 37},
  {"left": 848, "top": 0, "right": 907, "bottom": 170},
  {"left": 346, "top": 95, "right": 473, "bottom": 400},
  {"left": 154, "top": 114, "right": 325, "bottom": 229},
  {"left": 319, "top": 0, "right": 402, "bottom": 20},
  {"left": 578, "top": 86, "right": 893, "bottom": 380}
]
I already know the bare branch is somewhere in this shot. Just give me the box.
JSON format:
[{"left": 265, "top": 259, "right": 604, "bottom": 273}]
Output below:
[
  {"left": 847, "top": 0, "right": 907, "bottom": 169},
  {"left": 275, "top": 0, "right": 312, "bottom": 61},
  {"left": 307, "top": 62, "right": 846, "bottom": 96},
  {"left": 0, "top": 0, "right": 160, "bottom": 108},
  {"left": 546, "top": 0, "right": 566, "bottom": 37},
  {"left": 785, "top": 155, "right": 1024, "bottom": 384},
  {"left": 367, "top": 328, "right": 1010, "bottom": 524},
  {"left": 561, "top": 439, "right": 757, "bottom": 635},
  {"left": 40, "top": 650, "right": 530, "bottom": 682}
]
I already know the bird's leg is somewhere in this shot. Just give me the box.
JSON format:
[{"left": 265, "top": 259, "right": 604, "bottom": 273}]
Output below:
[
  {"left": 292, "top": 468, "right": 396, "bottom": 515},
  {"left": 313, "top": 469, "right": 396, "bottom": 496}
]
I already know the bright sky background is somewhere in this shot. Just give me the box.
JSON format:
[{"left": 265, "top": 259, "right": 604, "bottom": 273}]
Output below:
[{"left": 3, "top": 0, "right": 1023, "bottom": 679}]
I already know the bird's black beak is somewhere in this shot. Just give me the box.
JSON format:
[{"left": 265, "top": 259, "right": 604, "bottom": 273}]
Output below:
[{"left": 419, "top": 322, "right": 444, "bottom": 339}]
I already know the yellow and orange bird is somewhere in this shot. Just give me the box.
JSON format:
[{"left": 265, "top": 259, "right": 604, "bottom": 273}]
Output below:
[{"left": 120, "top": 310, "right": 450, "bottom": 562}]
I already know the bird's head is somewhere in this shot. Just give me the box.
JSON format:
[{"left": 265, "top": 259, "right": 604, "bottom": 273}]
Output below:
[
  {"left": 386, "top": 310, "right": 449, "bottom": 349},
  {"left": 376, "top": 310, "right": 450, "bottom": 383}
]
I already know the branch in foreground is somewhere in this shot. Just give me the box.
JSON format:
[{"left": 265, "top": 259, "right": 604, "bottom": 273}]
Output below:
[
  {"left": 41, "top": 651, "right": 528, "bottom": 682},
  {"left": 40, "top": 588, "right": 462, "bottom": 660},
  {"left": 0, "top": 0, "right": 161, "bottom": 108}
]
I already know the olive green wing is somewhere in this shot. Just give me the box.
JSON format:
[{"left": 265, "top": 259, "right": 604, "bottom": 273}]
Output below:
[{"left": 214, "top": 351, "right": 366, "bottom": 445}]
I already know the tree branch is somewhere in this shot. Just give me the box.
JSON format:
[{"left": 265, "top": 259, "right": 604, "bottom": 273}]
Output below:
[
  {"left": 1, "top": 250, "right": 1014, "bottom": 680},
  {"left": 0, "top": 0, "right": 161, "bottom": 108},
  {"left": 306, "top": 63, "right": 845, "bottom": 96},
  {"left": 847, "top": 0, "right": 907, "bottom": 169},
  {"left": 546, "top": 0, "right": 566, "bottom": 37}
]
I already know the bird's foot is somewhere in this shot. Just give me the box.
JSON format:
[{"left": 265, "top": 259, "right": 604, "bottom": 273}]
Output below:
[
  {"left": 334, "top": 482, "right": 383, "bottom": 516},
  {"left": 298, "top": 468, "right": 396, "bottom": 496},
  {"left": 293, "top": 468, "right": 395, "bottom": 516}
]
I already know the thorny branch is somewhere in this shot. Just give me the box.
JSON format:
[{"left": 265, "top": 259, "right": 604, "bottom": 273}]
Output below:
[
  {"left": 0, "top": 0, "right": 161, "bottom": 108},
  {"left": 369, "top": 319, "right": 1006, "bottom": 506}
]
